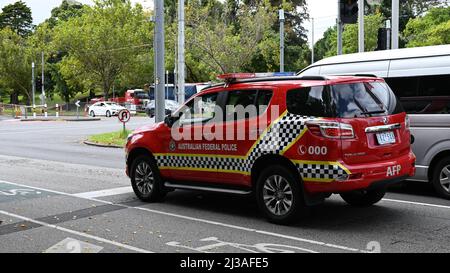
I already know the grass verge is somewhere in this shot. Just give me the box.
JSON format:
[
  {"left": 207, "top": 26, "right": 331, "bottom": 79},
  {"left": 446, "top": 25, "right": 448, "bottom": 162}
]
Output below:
[{"left": 88, "top": 129, "right": 131, "bottom": 147}]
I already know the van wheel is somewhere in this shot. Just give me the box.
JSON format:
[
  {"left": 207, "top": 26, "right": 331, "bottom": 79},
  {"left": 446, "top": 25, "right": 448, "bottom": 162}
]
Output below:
[
  {"left": 340, "top": 189, "right": 386, "bottom": 207},
  {"left": 431, "top": 156, "right": 450, "bottom": 200},
  {"left": 256, "top": 165, "right": 307, "bottom": 225},
  {"left": 130, "top": 155, "right": 166, "bottom": 202}
]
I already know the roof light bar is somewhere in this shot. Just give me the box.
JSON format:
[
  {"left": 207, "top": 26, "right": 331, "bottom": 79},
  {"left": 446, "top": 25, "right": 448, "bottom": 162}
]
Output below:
[{"left": 217, "top": 72, "right": 297, "bottom": 82}]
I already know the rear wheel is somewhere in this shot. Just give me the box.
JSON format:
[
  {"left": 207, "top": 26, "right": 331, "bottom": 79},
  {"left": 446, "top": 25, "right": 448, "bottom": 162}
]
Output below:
[
  {"left": 89, "top": 111, "right": 95, "bottom": 117},
  {"left": 106, "top": 110, "right": 111, "bottom": 117},
  {"left": 256, "top": 165, "right": 307, "bottom": 225},
  {"left": 340, "top": 189, "right": 386, "bottom": 207},
  {"left": 431, "top": 156, "right": 450, "bottom": 200},
  {"left": 130, "top": 155, "right": 166, "bottom": 202}
]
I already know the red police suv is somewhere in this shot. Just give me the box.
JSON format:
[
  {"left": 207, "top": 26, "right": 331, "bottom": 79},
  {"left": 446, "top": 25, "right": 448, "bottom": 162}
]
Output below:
[{"left": 125, "top": 74, "right": 416, "bottom": 224}]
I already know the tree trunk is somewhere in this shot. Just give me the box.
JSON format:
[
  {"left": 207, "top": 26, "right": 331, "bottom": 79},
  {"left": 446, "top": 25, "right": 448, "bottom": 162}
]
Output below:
[
  {"left": 103, "top": 81, "right": 110, "bottom": 100},
  {"left": 10, "top": 91, "right": 19, "bottom": 105}
]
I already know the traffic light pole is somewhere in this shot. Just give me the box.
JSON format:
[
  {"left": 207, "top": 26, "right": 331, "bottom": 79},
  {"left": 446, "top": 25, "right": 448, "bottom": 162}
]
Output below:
[
  {"left": 155, "top": 0, "right": 165, "bottom": 123},
  {"left": 279, "top": 9, "right": 285, "bottom": 73},
  {"left": 358, "top": 0, "right": 364, "bottom": 52},
  {"left": 392, "top": 0, "right": 399, "bottom": 49},
  {"left": 177, "top": 0, "right": 185, "bottom": 104},
  {"left": 337, "top": 2, "right": 343, "bottom": 55}
]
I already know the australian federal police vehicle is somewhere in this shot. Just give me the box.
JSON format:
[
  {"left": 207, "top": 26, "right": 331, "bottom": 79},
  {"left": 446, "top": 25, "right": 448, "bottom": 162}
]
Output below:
[{"left": 125, "top": 73, "right": 416, "bottom": 224}]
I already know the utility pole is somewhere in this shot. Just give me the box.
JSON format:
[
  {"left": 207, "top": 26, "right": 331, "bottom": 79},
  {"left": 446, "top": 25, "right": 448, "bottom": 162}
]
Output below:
[
  {"left": 337, "top": 2, "right": 343, "bottom": 55},
  {"left": 392, "top": 0, "right": 399, "bottom": 49},
  {"left": 154, "top": 0, "right": 165, "bottom": 122},
  {"left": 32, "top": 62, "right": 36, "bottom": 118},
  {"left": 311, "top": 17, "right": 315, "bottom": 64},
  {"left": 177, "top": 0, "right": 185, "bottom": 104},
  {"left": 31, "top": 62, "right": 35, "bottom": 107},
  {"left": 41, "top": 52, "right": 46, "bottom": 106},
  {"left": 279, "top": 9, "right": 285, "bottom": 73},
  {"left": 358, "top": 0, "right": 364, "bottom": 52}
]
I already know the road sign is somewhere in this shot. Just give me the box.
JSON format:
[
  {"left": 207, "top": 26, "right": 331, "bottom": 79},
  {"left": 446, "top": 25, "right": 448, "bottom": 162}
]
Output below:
[
  {"left": 75, "top": 100, "right": 81, "bottom": 107},
  {"left": 118, "top": 109, "right": 131, "bottom": 123}
]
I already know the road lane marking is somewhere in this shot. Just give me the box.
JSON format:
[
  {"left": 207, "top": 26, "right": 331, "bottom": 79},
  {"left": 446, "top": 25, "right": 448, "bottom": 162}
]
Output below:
[
  {"left": 382, "top": 198, "right": 450, "bottom": 209},
  {"left": 73, "top": 187, "right": 133, "bottom": 198},
  {"left": 44, "top": 237, "right": 104, "bottom": 253},
  {"left": 0, "top": 180, "right": 362, "bottom": 253},
  {"left": 0, "top": 209, "right": 152, "bottom": 253}
]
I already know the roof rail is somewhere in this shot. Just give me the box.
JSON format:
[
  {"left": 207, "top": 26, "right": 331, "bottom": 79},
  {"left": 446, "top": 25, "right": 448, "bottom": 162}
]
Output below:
[{"left": 331, "top": 74, "right": 379, "bottom": 78}]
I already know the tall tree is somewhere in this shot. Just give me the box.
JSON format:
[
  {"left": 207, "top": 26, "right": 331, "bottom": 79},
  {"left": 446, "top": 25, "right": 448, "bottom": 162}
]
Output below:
[
  {"left": 404, "top": 6, "right": 450, "bottom": 47},
  {"left": 46, "top": 0, "right": 86, "bottom": 28},
  {"left": 52, "top": 0, "right": 152, "bottom": 99},
  {"left": 0, "top": 27, "right": 33, "bottom": 104},
  {"left": 0, "top": 1, "right": 33, "bottom": 37}
]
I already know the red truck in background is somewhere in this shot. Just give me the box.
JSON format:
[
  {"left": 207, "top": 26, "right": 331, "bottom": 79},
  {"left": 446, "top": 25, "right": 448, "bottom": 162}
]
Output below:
[{"left": 89, "top": 89, "right": 150, "bottom": 112}]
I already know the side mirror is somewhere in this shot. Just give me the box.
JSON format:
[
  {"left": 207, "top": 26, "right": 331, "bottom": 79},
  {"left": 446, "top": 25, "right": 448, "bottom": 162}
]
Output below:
[{"left": 164, "top": 115, "right": 175, "bottom": 128}]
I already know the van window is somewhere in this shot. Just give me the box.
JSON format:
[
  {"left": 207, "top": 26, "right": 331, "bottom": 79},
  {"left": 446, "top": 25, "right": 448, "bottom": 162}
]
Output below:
[{"left": 386, "top": 75, "right": 450, "bottom": 114}]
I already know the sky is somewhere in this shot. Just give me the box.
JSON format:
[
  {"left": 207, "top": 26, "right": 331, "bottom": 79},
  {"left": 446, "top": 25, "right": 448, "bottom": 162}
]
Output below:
[{"left": 0, "top": 0, "right": 337, "bottom": 45}]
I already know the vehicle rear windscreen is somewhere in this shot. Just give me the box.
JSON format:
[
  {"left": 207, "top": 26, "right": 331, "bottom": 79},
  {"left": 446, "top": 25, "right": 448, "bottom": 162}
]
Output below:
[
  {"left": 331, "top": 81, "right": 404, "bottom": 118},
  {"left": 286, "top": 81, "right": 404, "bottom": 118}
]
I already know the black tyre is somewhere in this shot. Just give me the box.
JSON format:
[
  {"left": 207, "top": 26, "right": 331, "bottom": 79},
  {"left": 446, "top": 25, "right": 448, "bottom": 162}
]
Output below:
[
  {"left": 89, "top": 111, "right": 95, "bottom": 117},
  {"left": 340, "top": 188, "right": 386, "bottom": 207},
  {"left": 256, "top": 165, "right": 307, "bottom": 225},
  {"left": 431, "top": 156, "right": 450, "bottom": 200},
  {"left": 130, "top": 155, "right": 166, "bottom": 202},
  {"left": 106, "top": 110, "right": 111, "bottom": 117}
]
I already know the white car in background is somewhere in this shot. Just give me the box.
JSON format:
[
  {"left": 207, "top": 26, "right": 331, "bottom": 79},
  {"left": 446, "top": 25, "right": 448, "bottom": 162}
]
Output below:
[{"left": 88, "top": 102, "right": 126, "bottom": 117}]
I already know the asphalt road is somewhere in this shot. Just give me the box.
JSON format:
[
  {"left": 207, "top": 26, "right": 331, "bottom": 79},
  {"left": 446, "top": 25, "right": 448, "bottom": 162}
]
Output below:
[{"left": 0, "top": 116, "right": 449, "bottom": 253}]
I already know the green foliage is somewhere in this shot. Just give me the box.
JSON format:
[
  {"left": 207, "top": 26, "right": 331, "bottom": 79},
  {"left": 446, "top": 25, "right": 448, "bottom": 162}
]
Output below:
[
  {"left": 0, "top": 1, "right": 33, "bottom": 37},
  {"left": 313, "top": 14, "right": 384, "bottom": 61},
  {"left": 404, "top": 6, "right": 450, "bottom": 47},
  {"left": 52, "top": 0, "right": 152, "bottom": 99},
  {"left": 0, "top": 27, "right": 34, "bottom": 104}
]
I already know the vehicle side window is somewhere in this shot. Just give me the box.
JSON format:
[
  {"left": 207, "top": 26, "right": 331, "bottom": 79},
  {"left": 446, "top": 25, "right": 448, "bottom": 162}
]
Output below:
[
  {"left": 286, "top": 86, "right": 333, "bottom": 117},
  {"left": 386, "top": 75, "right": 450, "bottom": 114},
  {"left": 179, "top": 93, "right": 218, "bottom": 125},
  {"left": 225, "top": 90, "right": 273, "bottom": 121}
]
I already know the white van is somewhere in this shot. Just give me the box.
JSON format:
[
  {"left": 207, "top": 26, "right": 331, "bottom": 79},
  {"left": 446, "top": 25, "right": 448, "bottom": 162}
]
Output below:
[{"left": 299, "top": 45, "right": 450, "bottom": 199}]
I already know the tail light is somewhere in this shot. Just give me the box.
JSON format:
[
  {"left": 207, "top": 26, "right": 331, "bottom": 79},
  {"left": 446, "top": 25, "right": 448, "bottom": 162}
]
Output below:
[
  {"left": 405, "top": 114, "right": 410, "bottom": 129},
  {"left": 306, "top": 121, "right": 355, "bottom": 139}
]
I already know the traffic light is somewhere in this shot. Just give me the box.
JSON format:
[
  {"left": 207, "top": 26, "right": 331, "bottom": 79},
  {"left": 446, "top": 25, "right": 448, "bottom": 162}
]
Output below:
[
  {"left": 376, "top": 28, "right": 390, "bottom": 51},
  {"left": 340, "top": 0, "right": 359, "bottom": 24}
]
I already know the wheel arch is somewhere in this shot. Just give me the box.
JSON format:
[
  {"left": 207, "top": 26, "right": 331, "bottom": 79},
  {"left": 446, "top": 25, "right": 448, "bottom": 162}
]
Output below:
[
  {"left": 127, "top": 147, "right": 156, "bottom": 175},
  {"left": 250, "top": 154, "right": 301, "bottom": 189},
  {"left": 428, "top": 150, "right": 450, "bottom": 181}
]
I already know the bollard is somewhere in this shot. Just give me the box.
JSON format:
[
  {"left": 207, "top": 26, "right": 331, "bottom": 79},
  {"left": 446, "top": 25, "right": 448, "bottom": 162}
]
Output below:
[
  {"left": 33, "top": 105, "right": 36, "bottom": 118},
  {"left": 44, "top": 104, "right": 48, "bottom": 118},
  {"left": 55, "top": 104, "right": 59, "bottom": 118}
]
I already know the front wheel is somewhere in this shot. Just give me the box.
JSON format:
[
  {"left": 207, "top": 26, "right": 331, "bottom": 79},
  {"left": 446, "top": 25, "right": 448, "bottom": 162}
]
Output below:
[
  {"left": 256, "top": 165, "right": 307, "bottom": 225},
  {"left": 340, "top": 188, "right": 386, "bottom": 207},
  {"left": 431, "top": 156, "right": 450, "bottom": 200},
  {"left": 130, "top": 156, "right": 166, "bottom": 202},
  {"left": 89, "top": 111, "right": 95, "bottom": 117},
  {"left": 106, "top": 110, "right": 111, "bottom": 117}
]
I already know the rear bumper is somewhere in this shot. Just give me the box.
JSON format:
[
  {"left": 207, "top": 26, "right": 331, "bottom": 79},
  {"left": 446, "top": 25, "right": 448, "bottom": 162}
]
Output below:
[{"left": 304, "top": 152, "right": 416, "bottom": 194}]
